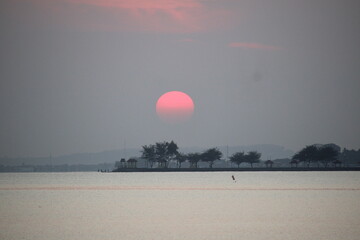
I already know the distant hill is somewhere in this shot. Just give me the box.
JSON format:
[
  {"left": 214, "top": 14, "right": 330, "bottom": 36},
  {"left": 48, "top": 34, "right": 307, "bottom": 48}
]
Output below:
[
  {"left": 0, "top": 144, "right": 293, "bottom": 166},
  {"left": 0, "top": 148, "right": 140, "bottom": 166}
]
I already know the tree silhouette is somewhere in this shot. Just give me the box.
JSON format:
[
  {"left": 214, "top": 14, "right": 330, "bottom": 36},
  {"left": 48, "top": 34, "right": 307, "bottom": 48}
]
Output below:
[
  {"left": 175, "top": 152, "right": 186, "bottom": 168},
  {"left": 155, "top": 141, "right": 179, "bottom": 168},
  {"left": 154, "top": 142, "right": 166, "bottom": 167},
  {"left": 293, "top": 145, "right": 339, "bottom": 168},
  {"left": 141, "top": 145, "right": 156, "bottom": 168},
  {"left": 245, "top": 151, "right": 261, "bottom": 168},
  {"left": 202, "top": 148, "right": 222, "bottom": 168},
  {"left": 167, "top": 141, "right": 179, "bottom": 156},
  {"left": 229, "top": 152, "right": 245, "bottom": 168},
  {"left": 296, "top": 145, "right": 318, "bottom": 167},
  {"left": 318, "top": 146, "right": 339, "bottom": 167},
  {"left": 187, "top": 153, "right": 201, "bottom": 168},
  {"left": 142, "top": 141, "right": 179, "bottom": 168},
  {"left": 167, "top": 141, "right": 179, "bottom": 167}
]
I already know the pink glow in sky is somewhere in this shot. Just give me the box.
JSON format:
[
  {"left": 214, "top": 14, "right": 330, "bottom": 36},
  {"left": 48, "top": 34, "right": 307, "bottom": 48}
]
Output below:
[
  {"left": 156, "top": 91, "right": 194, "bottom": 124},
  {"left": 34, "top": 0, "right": 232, "bottom": 32}
]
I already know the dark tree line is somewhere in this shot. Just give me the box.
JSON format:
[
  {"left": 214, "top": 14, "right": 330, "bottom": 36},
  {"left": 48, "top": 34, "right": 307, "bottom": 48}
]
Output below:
[
  {"left": 141, "top": 141, "right": 179, "bottom": 168},
  {"left": 292, "top": 144, "right": 339, "bottom": 167},
  {"left": 141, "top": 141, "right": 222, "bottom": 168},
  {"left": 140, "top": 141, "right": 342, "bottom": 169},
  {"left": 229, "top": 151, "right": 261, "bottom": 168}
]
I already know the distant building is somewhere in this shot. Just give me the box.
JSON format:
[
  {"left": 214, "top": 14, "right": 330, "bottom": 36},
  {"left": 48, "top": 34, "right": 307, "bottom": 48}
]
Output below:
[
  {"left": 114, "top": 158, "right": 127, "bottom": 169},
  {"left": 120, "top": 158, "right": 127, "bottom": 168},
  {"left": 127, "top": 158, "right": 137, "bottom": 168},
  {"left": 264, "top": 160, "right": 274, "bottom": 168},
  {"left": 114, "top": 158, "right": 138, "bottom": 170},
  {"left": 289, "top": 159, "right": 299, "bottom": 167}
]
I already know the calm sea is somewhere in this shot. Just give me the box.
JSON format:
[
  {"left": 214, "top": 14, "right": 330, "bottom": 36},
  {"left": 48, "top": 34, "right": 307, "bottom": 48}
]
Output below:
[{"left": 1, "top": 172, "right": 360, "bottom": 240}]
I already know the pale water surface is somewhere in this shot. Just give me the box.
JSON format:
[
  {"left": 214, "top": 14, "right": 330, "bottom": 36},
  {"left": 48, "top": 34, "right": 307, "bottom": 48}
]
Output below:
[{"left": 1, "top": 172, "right": 360, "bottom": 240}]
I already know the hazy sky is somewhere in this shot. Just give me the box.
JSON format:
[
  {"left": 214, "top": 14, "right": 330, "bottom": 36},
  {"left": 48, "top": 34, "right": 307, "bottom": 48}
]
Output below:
[{"left": 1, "top": 0, "right": 360, "bottom": 157}]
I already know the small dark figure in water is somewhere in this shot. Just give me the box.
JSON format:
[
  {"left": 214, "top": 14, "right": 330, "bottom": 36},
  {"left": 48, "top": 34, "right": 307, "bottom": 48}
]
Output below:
[{"left": 232, "top": 175, "right": 235, "bottom": 181}]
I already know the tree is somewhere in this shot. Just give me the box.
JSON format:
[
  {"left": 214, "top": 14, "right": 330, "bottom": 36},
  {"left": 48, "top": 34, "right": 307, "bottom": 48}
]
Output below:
[
  {"left": 318, "top": 146, "right": 338, "bottom": 167},
  {"left": 187, "top": 153, "right": 202, "bottom": 168},
  {"left": 141, "top": 145, "right": 156, "bottom": 168},
  {"left": 142, "top": 141, "right": 179, "bottom": 168},
  {"left": 296, "top": 145, "right": 318, "bottom": 167},
  {"left": 155, "top": 142, "right": 168, "bottom": 168},
  {"left": 167, "top": 141, "right": 179, "bottom": 157},
  {"left": 201, "top": 148, "right": 222, "bottom": 168},
  {"left": 244, "top": 151, "right": 261, "bottom": 168},
  {"left": 229, "top": 152, "right": 245, "bottom": 168},
  {"left": 175, "top": 153, "right": 186, "bottom": 168},
  {"left": 167, "top": 141, "right": 179, "bottom": 167}
]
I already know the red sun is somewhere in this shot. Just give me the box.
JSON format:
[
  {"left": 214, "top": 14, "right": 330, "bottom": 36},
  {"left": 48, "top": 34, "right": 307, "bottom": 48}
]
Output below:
[{"left": 156, "top": 91, "right": 194, "bottom": 123}]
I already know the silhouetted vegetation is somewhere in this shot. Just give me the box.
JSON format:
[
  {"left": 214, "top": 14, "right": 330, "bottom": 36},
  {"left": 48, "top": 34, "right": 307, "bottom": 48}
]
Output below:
[
  {"left": 186, "top": 152, "right": 201, "bottom": 168},
  {"left": 2, "top": 142, "right": 358, "bottom": 173},
  {"left": 201, "top": 148, "right": 222, "bottom": 168},
  {"left": 341, "top": 148, "right": 360, "bottom": 165},
  {"left": 141, "top": 142, "right": 223, "bottom": 169},
  {"left": 141, "top": 144, "right": 156, "bottom": 168},
  {"left": 105, "top": 141, "right": 360, "bottom": 172},
  {"left": 141, "top": 141, "right": 179, "bottom": 168},
  {"left": 245, "top": 151, "right": 261, "bottom": 168},
  {"left": 292, "top": 144, "right": 339, "bottom": 168},
  {"left": 229, "top": 151, "right": 262, "bottom": 168},
  {"left": 229, "top": 152, "right": 245, "bottom": 168},
  {"left": 175, "top": 153, "right": 186, "bottom": 168}
]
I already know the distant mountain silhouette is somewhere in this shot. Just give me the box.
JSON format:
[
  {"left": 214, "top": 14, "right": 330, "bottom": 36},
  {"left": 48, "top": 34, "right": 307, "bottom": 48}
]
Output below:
[{"left": 0, "top": 144, "right": 293, "bottom": 166}]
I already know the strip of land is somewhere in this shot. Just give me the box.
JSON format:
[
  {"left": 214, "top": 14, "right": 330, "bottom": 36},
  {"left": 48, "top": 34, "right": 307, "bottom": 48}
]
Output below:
[{"left": 112, "top": 167, "right": 360, "bottom": 172}]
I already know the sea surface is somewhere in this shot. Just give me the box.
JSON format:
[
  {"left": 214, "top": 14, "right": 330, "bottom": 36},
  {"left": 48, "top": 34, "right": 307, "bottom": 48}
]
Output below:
[{"left": 1, "top": 171, "right": 360, "bottom": 240}]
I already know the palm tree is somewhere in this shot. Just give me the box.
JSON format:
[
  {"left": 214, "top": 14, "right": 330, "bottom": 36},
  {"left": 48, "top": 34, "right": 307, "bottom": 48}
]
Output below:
[
  {"left": 167, "top": 141, "right": 179, "bottom": 156},
  {"left": 201, "top": 148, "right": 223, "bottom": 168},
  {"left": 155, "top": 142, "right": 168, "bottom": 168},
  {"left": 229, "top": 152, "right": 245, "bottom": 168},
  {"left": 141, "top": 145, "right": 156, "bottom": 168},
  {"left": 167, "top": 141, "right": 179, "bottom": 167}
]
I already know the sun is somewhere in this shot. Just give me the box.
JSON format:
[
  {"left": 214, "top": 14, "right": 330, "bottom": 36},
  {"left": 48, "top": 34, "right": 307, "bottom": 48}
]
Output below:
[{"left": 156, "top": 91, "right": 194, "bottom": 124}]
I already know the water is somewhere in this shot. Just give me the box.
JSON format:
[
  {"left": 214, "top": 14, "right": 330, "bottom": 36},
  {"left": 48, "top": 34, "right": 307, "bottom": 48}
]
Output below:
[{"left": 1, "top": 172, "right": 360, "bottom": 240}]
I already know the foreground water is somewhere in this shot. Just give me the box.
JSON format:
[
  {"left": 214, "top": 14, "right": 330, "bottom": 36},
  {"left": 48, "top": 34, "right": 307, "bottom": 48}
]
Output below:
[{"left": 1, "top": 172, "right": 360, "bottom": 240}]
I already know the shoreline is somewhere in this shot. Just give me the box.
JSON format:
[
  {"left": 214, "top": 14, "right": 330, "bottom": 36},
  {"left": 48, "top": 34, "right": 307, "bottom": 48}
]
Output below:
[{"left": 112, "top": 167, "right": 360, "bottom": 172}]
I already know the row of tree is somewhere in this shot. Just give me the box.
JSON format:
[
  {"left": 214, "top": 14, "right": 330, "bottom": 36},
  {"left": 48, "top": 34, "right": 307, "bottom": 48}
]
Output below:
[
  {"left": 292, "top": 144, "right": 339, "bottom": 167},
  {"left": 229, "top": 151, "right": 262, "bottom": 168},
  {"left": 141, "top": 141, "right": 342, "bottom": 169},
  {"left": 141, "top": 141, "right": 179, "bottom": 168},
  {"left": 141, "top": 141, "right": 263, "bottom": 168},
  {"left": 141, "top": 141, "right": 225, "bottom": 168}
]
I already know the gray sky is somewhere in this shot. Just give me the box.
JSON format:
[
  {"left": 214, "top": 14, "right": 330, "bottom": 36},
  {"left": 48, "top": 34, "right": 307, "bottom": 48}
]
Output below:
[{"left": 1, "top": 0, "right": 359, "bottom": 157}]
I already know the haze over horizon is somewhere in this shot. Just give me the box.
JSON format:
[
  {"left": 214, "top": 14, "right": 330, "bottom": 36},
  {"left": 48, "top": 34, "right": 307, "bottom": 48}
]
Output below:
[{"left": 1, "top": 0, "right": 360, "bottom": 157}]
